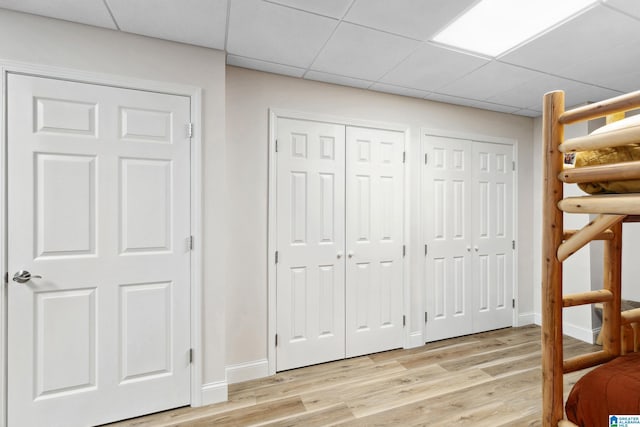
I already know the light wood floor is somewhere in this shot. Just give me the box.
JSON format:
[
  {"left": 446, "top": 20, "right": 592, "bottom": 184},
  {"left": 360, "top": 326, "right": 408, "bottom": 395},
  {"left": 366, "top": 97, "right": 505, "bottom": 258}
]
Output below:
[{"left": 108, "top": 326, "right": 599, "bottom": 426}]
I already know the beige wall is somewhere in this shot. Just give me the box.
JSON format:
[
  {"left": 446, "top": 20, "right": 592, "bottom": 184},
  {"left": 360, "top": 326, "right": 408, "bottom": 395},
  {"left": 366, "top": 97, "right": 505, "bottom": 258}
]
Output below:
[
  {"left": 0, "top": 9, "right": 227, "bottom": 386},
  {"left": 225, "top": 66, "right": 536, "bottom": 368}
]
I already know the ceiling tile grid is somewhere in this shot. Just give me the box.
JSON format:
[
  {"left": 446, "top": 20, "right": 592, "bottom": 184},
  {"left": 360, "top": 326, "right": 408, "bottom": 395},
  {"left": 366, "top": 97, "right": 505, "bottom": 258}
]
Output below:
[{"left": 0, "top": 0, "right": 638, "bottom": 117}]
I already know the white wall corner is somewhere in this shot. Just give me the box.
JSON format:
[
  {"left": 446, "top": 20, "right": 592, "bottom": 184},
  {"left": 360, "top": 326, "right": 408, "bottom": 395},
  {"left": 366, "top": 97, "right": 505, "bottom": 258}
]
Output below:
[
  {"left": 200, "top": 381, "right": 228, "bottom": 407},
  {"left": 534, "top": 312, "right": 542, "bottom": 326},
  {"left": 517, "top": 312, "right": 535, "bottom": 327},
  {"left": 407, "top": 331, "right": 424, "bottom": 349},
  {"left": 225, "top": 359, "right": 270, "bottom": 385}
]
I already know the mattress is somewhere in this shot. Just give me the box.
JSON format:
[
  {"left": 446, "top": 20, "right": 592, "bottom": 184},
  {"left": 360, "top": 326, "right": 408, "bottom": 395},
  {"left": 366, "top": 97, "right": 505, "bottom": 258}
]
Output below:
[
  {"left": 565, "top": 353, "right": 640, "bottom": 427},
  {"left": 574, "top": 114, "right": 640, "bottom": 194}
]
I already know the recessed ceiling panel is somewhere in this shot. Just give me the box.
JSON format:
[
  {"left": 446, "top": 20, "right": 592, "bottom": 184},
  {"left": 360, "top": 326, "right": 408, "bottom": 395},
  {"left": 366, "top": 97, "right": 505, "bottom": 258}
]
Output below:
[
  {"left": 227, "top": 0, "right": 338, "bottom": 68},
  {"left": 381, "top": 43, "right": 488, "bottom": 92},
  {"left": 345, "top": 0, "right": 477, "bottom": 41},
  {"left": 0, "top": 0, "right": 116, "bottom": 29},
  {"left": 311, "top": 23, "right": 420, "bottom": 81},
  {"left": 265, "top": 0, "right": 353, "bottom": 18},
  {"left": 437, "top": 62, "right": 543, "bottom": 101},
  {"left": 107, "top": 0, "right": 227, "bottom": 49}
]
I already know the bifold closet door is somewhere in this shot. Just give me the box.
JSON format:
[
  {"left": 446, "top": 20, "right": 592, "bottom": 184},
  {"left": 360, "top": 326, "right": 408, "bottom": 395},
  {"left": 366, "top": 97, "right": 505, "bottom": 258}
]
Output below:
[
  {"left": 471, "top": 142, "right": 514, "bottom": 332},
  {"left": 275, "top": 118, "right": 346, "bottom": 371},
  {"left": 345, "top": 127, "right": 404, "bottom": 358},
  {"left": 423, "top": 136, "right": 474, "bottom": 341}
]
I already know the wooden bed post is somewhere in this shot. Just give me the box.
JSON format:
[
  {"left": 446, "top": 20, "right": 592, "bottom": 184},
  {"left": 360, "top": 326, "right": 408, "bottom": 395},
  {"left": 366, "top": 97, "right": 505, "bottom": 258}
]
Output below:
[
  {"left": 602, "top": 222, "right": 622, "bottom": 356},
  {"left": 542, "top": 90, "right": 565, "bottom": 426}
]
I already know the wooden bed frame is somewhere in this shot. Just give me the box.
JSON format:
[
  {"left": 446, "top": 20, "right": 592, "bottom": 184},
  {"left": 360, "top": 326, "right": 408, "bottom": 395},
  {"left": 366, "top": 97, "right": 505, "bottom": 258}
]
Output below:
[{"left": 542, "top": 90, "right": 640, "bottom": 426}]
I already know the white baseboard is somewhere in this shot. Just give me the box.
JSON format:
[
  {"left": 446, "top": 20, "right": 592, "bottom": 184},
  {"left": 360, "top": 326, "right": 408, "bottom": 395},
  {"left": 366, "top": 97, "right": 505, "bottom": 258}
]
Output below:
[
  {"left": 517, "top": 312, "right": 535, "bottom": 327},
  {"left": 406, "top": 331, "right": 424, "bottom": 348},
  {"left": 200, "top": 381, "right": 228, "bottom": 406},
  {"left": 226, "top": 359, "right": 269, "bottom": 384},
  {"left": 563, "top": 322, "right": 596, "bottom": 344},
  {"left": 534, "top": 313, "right": 542, "bottom": 326}
]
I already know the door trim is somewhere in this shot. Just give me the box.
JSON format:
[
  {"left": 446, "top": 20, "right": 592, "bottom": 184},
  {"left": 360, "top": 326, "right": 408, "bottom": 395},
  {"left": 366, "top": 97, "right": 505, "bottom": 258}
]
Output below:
[
  {"left": 0, "top": 60, "right": 205, "bottom": 427},
  {"left": 267, "top": 109, "right": 410, "bottom": 375},
  {"left": 420, "top": 128, "right": 519, "bottom": 343}
]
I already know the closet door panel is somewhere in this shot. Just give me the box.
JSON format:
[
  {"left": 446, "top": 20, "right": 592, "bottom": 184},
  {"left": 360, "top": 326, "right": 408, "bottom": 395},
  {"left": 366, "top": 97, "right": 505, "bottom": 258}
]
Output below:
[
  {"left": 345, "top": 126, "right": 404, "bottom": 358},
  {"left": 423, "top": 136, "right": 473, "bottom": 341},
  {"left": 471, "top": 142, "right": 514, "bottom": 332},
  {"left": 275, "top": 118, "right": 346, "bottom": 371}
]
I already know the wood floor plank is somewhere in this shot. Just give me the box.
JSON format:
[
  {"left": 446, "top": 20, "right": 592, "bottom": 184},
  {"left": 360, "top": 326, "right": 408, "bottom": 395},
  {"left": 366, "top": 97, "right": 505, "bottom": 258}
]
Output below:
[{"left": 106, "top": 326, "right": 604, "bottom": 427}]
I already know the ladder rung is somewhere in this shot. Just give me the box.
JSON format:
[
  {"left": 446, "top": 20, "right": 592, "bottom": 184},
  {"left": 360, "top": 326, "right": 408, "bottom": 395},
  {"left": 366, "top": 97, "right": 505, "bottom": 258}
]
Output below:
[
  {"left": 557, "top": 214, "right": 624, "bottom": 262},
  {"left": 559, "top": 90, "right": 640, "bottom": 124},
  {"left": 563, "top": 229, "right": 614, "bottom": 240},
  {"left": 559, "top": 160, "right": 640, "bottom": 184},
  {"left": 563, "top": 290, "right": 613, "bottom": 308},
  {"left": 560, "top": 124, "right": 640, "bottom": 153},
  {"left": 563, "top": 350, "right": 614, "bottom": 374},
  {"left": 559, "top": 194, "right": 640, "bottom": 215},
  {"left": 622, "top": 308, "right": 640, "bottom": 325}
]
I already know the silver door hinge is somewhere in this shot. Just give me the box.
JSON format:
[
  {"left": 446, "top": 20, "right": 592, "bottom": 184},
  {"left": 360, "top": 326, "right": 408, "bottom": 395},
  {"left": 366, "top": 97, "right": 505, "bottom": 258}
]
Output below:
[
  {"left": 3, "top": 272, "right": 7, "bottom": 284},
  {"left": 275, "top": 251, "right": 279, "bottom": 264},
  {"left": 512, "top": 240, "right": 516, "bottom": 250},
  {"left": 403, "top": 151, "right": 406, "bottom": 163},
  {"left": 424, "top": 244, "right": 428, "bottom": 256},
  {"left": 512, "top": 161, "right": 516, "bottom": 171},
  {"left": 189, "top": 348, "right": 193, "bottom": 363},
  {"left": 424, "top": 153, "right": 428, "bottom": 165},
  {"left": 275, "top": 334, "right": 278, "bottom": 347},
  {"left": 275, "top": 140, "right": 279, "bottom": 153},
  {"left": 402, "top": 245, "right": 406, "bottom": 257},
  {"left": 425, "top": 312, "right": 428, "bottom": 323},
  {"left": 512, "top": 299, "right": 515, "bottom": 309},
  {"left": 188, "top": 123, "right": 194, "bottom": 138},
  {"left": 189, "top": 235, "right": 194, "bottom": 250},
  {"left": 403, "top": 315, "right": 406, "bottom": 327}
]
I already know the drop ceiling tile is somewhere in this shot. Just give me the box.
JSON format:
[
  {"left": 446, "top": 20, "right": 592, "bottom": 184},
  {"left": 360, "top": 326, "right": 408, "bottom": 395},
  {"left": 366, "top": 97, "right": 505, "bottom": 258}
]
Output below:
[
  {"left": 513, "top": 109, "right": 542, "bottom": 118},
  {"left": 311, "top": 22, "right": 420, "bottom": 81},
  {"left": 0, "top": 0, "right": 116, "bottom": 29},
  {"left": 264, "top": 0, "right": 352, "bottom": 18},
  {"left": 425, "top": 92, "right": 520, "bottom": 114},
  {"left": 380, "top": 43, "right": 488, "bottom": 92},
  {"left": 344, "top": 0, "right": 476, "bottom": 41},
  {"left": 369, "top": 83, "right": 429, "bottom": 99},
  {"left": 227, "top": 0, "right": 338, "bottom": 68},
  {"left": 228, "top": 55, "right": 305, "bottom": 78},
  {"left": 437, "top": 62, "right": 543, "bottom": 101},
  {"left": 604, "top": 0, "right": 640, "bottom": 19},
  {"left": 500, "top": 5, "right": 637, "bottom": 77},
  {"left": 304, "top": 71, "right": 372, "bottom": 89},
  {"left": 487, "top": 73, "right": 623, "bottom": 111},
  {"left": 106, "top": 0, "right": 227, "bottom": 49}
]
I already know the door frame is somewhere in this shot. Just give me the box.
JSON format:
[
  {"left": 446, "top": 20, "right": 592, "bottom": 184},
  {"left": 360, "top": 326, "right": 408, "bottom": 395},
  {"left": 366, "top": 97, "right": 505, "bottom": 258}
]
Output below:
[
  {"left": 0, "top": 61, "right": 204, "bottom": 427},
  {"left": 267, "top": 109, "right": 410, "bottom": 375},
  {"left": 420, "top": 128, "right": 519, "bottom": 343}
]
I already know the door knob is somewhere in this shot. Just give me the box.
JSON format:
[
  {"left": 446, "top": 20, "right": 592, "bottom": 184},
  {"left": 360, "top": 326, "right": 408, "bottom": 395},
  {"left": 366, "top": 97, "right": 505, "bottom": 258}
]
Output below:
[
  {"left": 337, "top": 251, "right": 344, "bottom": 259},
  {"left": 474, "top": 246, "right": 479, "bottom": 252},
  {"left": 348, "top": 251, "right": 354, "bottom": 258},
  {"left": 12, "top": 270, "right": 42, "bottom": 284},
  {"left": 466, "top": 246, "right": 471, "bottom": 252}
]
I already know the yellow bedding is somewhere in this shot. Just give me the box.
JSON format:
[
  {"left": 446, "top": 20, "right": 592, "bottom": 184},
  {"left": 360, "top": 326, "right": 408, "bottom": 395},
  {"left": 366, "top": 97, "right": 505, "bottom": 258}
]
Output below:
[{"left": 574, "top": 114, "right": 640, "bottom": 194}]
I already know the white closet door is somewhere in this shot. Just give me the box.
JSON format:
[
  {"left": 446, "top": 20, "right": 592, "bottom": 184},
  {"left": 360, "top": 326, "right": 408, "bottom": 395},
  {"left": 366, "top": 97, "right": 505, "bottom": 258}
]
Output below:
[
  {"left": 275, "top": 118, "right": 346, "bottom": 371},
  {"left": 471, "top": 142, "right": 514, "bottom": 332},
  {"left": 345, "top": 127, "right": 404, "bottom": 358},
  {"left": 424, "top": 136, "right": 473, "bottom": 341},
  {"left": 7, "top": 74, "right": 191, "bottom": 427}
]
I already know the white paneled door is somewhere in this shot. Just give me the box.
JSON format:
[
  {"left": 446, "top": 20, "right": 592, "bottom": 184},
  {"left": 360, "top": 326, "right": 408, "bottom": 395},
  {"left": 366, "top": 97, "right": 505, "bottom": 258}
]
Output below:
[
  {"left": 424, "top": 135, "right": 514, "bottom": 342},
  {"left": 345, "top": 127, "right": 404, "bottom": 357},
  {"left": 275, "top": 118, "right": 405, "bottom": 371},
  {"left": 7, "top": 74, "right": 192, "bottom": 427},
  {"left": 423, "top": 136, "right": 473, "bottom": 341},
  {"left": 276, "top": 118, "right": 347, "bottom": 371},
  {"left": 471, "top": 142, "right": 514, "bottom": 333}
]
